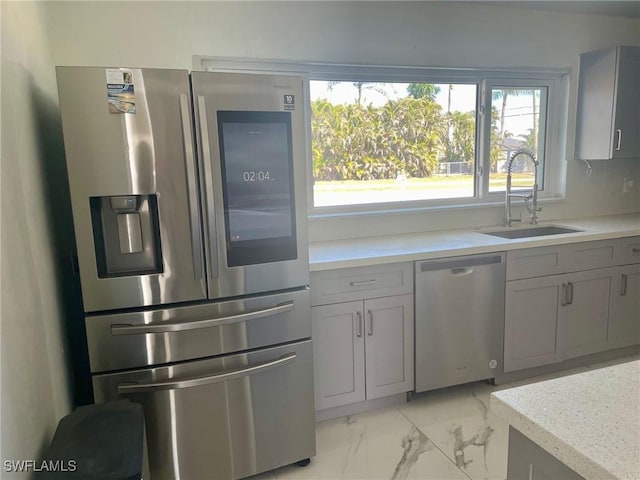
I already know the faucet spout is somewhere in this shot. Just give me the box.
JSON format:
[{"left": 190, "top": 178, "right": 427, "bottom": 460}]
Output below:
[{"left": 504, "top": 148, "right": 541, "bottom": 227}]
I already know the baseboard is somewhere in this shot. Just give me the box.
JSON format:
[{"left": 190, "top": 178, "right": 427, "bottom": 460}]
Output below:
[
  {"left": 494, "top": 344, "right": 640, "bottom": 385},
  {"left": 315, "top": 393, "right": 407, "bottom": 422}
]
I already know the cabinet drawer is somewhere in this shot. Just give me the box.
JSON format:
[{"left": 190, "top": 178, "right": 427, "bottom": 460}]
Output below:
[
  {"left": 507, "top": 246, "right": 563, "bottom": 280},
  {"left": 507, "top": 240, "right": 619, "bottom": 280},
  {"left": 311, "top": 263, "right": 413, "bottom": 306},
  {"left": 618, "top": 236, "right": 640, "bottom": 265},
  {"left": 563, "top": 239, "right": 617, "bottom": 272}
]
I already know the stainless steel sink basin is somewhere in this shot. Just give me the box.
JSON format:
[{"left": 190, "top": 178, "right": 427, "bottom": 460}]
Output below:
[{"left": 482, "top": 225, "right": 583, "bottom": 239}]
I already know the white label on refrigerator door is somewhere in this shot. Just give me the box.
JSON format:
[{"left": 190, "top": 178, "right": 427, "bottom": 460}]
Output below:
[
  {"left": 106, "top": 69, "right": 136, "bottom": 114},
  {"left": 284, "top": 94, "right": 295, "bottom": 111}
]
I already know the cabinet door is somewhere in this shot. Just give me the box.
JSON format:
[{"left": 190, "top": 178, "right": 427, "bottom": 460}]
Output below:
[
  {"left": 610, "top": 264, "right": 640, "bottom": 348},
  {"left": 311, "top": 302, "right": 365, "bottom": 410},
  {"left": 363, "top": 294, "right": 414, "bottom": 400},
  {"left": 504, "top": 277, "right": 563, "bottom": 373},
  {"left": 507, "top": 427, "right": 586, "bottom": 480},
  {"left": 559, "top": 267, "right": 617, "bottom": 359},
  {"left": 612, "top": 47, "right": 640, "bottom": 159}
]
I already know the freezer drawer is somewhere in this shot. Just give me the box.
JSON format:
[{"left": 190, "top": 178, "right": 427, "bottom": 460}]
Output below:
[
  {"left": 93, "top": 340, "right": 315, "bottom": 480},
  {"left": 415, "top": 253, "right": 505, "bottom": 392},
  {"left": 86, "top": 288, "right": 310, "bottom": 373}
]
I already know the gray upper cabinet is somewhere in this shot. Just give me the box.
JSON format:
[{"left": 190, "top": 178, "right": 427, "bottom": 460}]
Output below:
[{"left": 575, "top": 45, "right": 640, "bottom": 160}]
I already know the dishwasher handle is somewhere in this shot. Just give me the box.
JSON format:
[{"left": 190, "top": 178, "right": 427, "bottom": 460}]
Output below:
[
  {"left": 418, "top": 254, "right": 504, "bottom": 273},
  {"left": 450, "top": 267, "right": 474, "bottom": 276}
]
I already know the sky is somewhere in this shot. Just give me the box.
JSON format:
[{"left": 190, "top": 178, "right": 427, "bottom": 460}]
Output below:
[{"left": 309, "top": 80, "right": 541, "bottom": 138}]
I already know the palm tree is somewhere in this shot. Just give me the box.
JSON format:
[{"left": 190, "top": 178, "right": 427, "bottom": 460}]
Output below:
[
  {"left": 491, "top": 89, "right": 527, "bottom": 149},
  {"left": 407, "top": 83, "right": 441, "bottom": 101},
  {"left": 531, "top": 89, "right": 539, "bottom": 154}
]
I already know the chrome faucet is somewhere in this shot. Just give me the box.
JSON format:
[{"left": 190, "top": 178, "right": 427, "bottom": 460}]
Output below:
[{"left": 504, "top": 148, "right": 541, "bottom": 227}]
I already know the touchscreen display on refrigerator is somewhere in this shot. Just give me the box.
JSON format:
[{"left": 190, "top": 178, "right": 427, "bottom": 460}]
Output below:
[{"left": 218, "top": 111, "right": 297, "bottom": 267}]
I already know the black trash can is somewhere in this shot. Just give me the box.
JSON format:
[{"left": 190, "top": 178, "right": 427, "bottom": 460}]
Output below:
[{"left": 35, "top": 400, "right": 146, "bottom": 480}]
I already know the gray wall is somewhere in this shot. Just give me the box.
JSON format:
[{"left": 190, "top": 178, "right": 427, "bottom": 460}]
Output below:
[
  {"left": 42, "top": 1, "right": 640, "bottom": 240},
  {"left": 1, "top": 1, "right": 72, "bottom": 474}
]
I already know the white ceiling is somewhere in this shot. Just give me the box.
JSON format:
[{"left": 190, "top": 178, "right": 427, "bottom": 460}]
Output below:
[{"left": 476, "top": 1, "right": 640, "bottom": 19}]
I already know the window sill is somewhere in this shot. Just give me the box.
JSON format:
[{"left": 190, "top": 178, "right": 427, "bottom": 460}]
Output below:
[{"left": 308, "top": 195, "right": 567, "bottom": 220}]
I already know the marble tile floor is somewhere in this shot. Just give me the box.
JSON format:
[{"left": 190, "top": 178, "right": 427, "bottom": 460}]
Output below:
[{"left": 249, "top": 356, "right": 637, "bottom": 480}]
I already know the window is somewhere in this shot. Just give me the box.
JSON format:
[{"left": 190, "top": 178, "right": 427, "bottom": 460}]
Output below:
[
  {"left": 309, "top": 72, "right": 565, "bottom": 212},
  {"left": 311, "top": 81, "right": 478, "bottom": 207},
  {"left": 488, "top": 86, "right": 548, "bottom": 193},
  {"left": 198, "top": 58, "right": 568, "bottom": 214}
]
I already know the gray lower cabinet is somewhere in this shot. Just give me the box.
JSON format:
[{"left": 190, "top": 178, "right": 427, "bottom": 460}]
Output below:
[
  {"left": 507, "top": 427, "right": 585, "bottom": 480},
  {"left": 504, "top": 267, "right": 617, "bottom": 372},
  {"left": 559, "top": 267, "right": 617, "bottom": 359},
  {"left": 503, "top": 239, "right": 639, "bottom": 373},
  {"left": 312, "top": 294, "right": 414, "bottom": 411},
  {"left": 610, "top": 263, "right": 640, "bottom": 348},
  {"left": 364, "top": 295, "right": 414, "bottom": 400},
  {"left": 504, "top": 276, "right": 563, "bottom": 372},
  {"left": 311, "top": 301, "right": 365, "bottom": 410}
]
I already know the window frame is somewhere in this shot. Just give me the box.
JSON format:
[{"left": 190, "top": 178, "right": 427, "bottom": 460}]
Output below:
[{"left": 197, "top": 56, "right": 570, "bottom": 217}]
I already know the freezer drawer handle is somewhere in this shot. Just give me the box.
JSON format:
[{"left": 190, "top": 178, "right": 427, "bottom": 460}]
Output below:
[
  {"left": 111, "top": 301, "right": 294, "bottom": 335},
  {"left": 117, "top": 352, "right": 297, "bottom": 393}
]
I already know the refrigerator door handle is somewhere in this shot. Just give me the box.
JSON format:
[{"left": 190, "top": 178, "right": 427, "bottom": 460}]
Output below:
[
  {"left": 196, "top": 95, "right": 218, "bottom": 280},
  {"left": 179, "top": 94, "right": 204, "bottom": 280},
  {"left": 111, "top": 301, "right": 295, "bottom": 335},
  {"left": 117, "top": 352, "right": 296, "bottom": 393}
]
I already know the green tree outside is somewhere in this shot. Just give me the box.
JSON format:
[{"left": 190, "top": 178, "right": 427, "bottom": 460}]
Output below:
[{"left": 311, "top": 92, "right": 476, "bottom": 182}]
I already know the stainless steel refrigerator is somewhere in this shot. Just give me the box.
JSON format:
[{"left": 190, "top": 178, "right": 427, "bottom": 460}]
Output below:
[{"left": 56, "top": 67, "right": 315, "bottom": 480}]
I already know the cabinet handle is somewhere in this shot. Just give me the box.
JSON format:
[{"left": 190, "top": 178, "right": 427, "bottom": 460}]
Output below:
[
  {"left": 356, "top": 311, "right": 363, "bottom": 337},
  {"left": 567, "top": 282, "right": 574, "bottom": 305},
  {"left": 561, "top": 283, "right": 568, "bottom": 306},
  {"left": 620, "top": 274, "right": 628, "bottom": 296},
  {"left": 350, "top": 279, "right": 377, "bottom": 287},
  {"left": 615, "top": 129, "right": 622, "bottom": 151},
  {"left": 367, "top": 310, "right": 374, "bottom": 336},
  {"left": 631, "top": 247, "right": 640, "bottom": 254}
]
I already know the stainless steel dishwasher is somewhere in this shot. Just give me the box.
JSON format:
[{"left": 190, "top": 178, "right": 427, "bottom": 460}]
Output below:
[{"left": 415, "top": 253, "right": 505, "bottom": 392}]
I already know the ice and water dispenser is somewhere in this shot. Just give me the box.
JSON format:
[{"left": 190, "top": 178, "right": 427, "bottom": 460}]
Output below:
[{"left": 90, "top": 194, "right": 162, "bottom": 277}]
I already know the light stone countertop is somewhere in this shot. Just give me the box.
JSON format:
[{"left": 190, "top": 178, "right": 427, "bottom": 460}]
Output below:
[
  {"left": 490, "top": 358, "right": 640, "bottom": 480},
  {"left": 309, "top": 213, "right": 640, "bottom": 271}
]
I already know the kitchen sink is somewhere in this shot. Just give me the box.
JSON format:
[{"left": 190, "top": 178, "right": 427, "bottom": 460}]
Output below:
[{"left": 482, "top": 225, "right": 583, "bottom": 239}]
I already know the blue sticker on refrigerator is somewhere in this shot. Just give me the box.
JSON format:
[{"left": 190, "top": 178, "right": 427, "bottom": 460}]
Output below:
[{"left": 106, "top": 68, "right": 136, "bottom": 114}]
